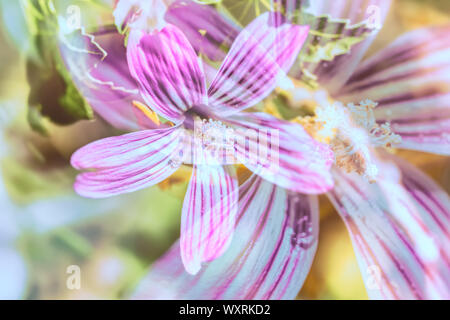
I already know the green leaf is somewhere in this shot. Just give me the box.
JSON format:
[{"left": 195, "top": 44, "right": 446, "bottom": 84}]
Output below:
[
  {"left": 26, "top": 56, "right": 93, "bottom": 130},
  {"left": 296, "top": 11, "right": 376, "bottom": 63},
  {"left": 219, "top": 0, "right": 272, "bottom": 26},
  {"left": 16, "top": 0, "right": 95, "bottom": 132},
  {"left": 0, "top": 0, "right": 116, "bottom": 133},
  {"left": 27, "top": 104, "right": 49, "bottom": 136},
  {"left": 292, "top": 11, "right": 378, "bottom": 87}
]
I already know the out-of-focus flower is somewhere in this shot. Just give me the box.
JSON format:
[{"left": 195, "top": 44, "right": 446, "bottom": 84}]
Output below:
[
  {"left": 113, "top": 0, "right": 174, "bottom": 33},
  {"left": 0, "top": 0, "right": 120, "bottom": 135},
  {"left": 69, "top": 11, "right": 333, "bottom": 275},
  {"left": 132, "top": 0, "right": 450, "bottom": 300},
  {"left": 59, "top": 0, "right": 239, "bottom": 131},
  {"left": 279, "top": 0, "right": 450, "bottom": 299},
  {"left": 165, "top": 0, "right": 240, "bottom": 61}
]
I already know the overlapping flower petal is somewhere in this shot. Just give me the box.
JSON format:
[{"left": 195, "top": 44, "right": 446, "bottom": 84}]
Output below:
[{"left": 134, "top": 176, "right": 319, "bottom": 299}]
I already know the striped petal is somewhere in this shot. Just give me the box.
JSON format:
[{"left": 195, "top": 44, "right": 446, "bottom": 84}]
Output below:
[
  {"left": 304, "top": 0, "right": 390, "bottom": 24},
  {"left": 226, "top": 112, "right": 334, "bottom": 194},
  {"left": 59, "top": 27, "right": 158, "bottom": 130},
  {"left": 327, "top": 156, "right": 450, "bottom": 299},
  {"left": 133, "top": 176, "right": 319, "bottom": 299},
  {"left": 165, "top": 0, "right": 240, "bottom": 61},
  {"left": 279, "top": 0, "right": 391, "bottom": 94},
  {"left": 275, "top": 0, "right": 390, "bottom": 25},
  {"left": 391, "top": 156, "right": 450, "bottom": 285},
  {"left": 208, "top": 12, "right": 309, "bottom": 116},
  {"left": 181, "top": 165, "right": 238, "bottom": 275},
  {"left": 127, "top": 25, "right": 207, "bottom": 123},
  {"left": 71, "top": 126, "right": 183, "bottom": 198},
  {"left": 338, "top": 26, "right": 450, "bottom": 155}
]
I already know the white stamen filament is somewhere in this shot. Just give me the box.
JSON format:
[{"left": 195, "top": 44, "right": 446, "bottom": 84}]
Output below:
[{"left": 310, "top": 97, "right": 401, "bottom": 182}]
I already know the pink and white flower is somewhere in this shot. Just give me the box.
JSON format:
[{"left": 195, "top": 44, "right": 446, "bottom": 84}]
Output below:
[
  {"left": 68, "top": 12, "right": 333, "bottom": 275},
  {"left": 132, "top": 0, "right": 450, "bottom": 300}
]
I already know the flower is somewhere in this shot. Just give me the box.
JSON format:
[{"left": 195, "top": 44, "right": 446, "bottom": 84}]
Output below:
[
  {"left": 113, "top": 0, "right": 174, "bottom": 34},
  {"left": 133, "top": 0, "right": 450, "bottom": 300},
  {"left": 68, "top": 11, "right": 333, "bottom": 275},
  {"left": 59, "top": 0, "right": 238, "bottom": 132}
]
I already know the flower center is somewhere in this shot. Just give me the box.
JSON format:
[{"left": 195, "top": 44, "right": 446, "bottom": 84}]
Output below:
[
  {"left": 194, "top": 118, "right": 235, "bottom": 152},
  {"left": 183, "top": 109, "right": 237, "bottom": 165},
  {"left": 285, "top": 89, "right": 401, "bottom": 182}
]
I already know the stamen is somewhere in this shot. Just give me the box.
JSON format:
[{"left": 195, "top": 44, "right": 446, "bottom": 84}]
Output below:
[
  {"left": 328, "top": 100, "right": 401, "bottom": 181},
  {"left": 132, "top": 100, "right": 161, "bottom": 126},
  {"left": 193, "top": 118, "right": 236, "bottom": 165},
  {"left": 346, "top": 99, "right": 401, "bottom": 149},
  {"left": 294, "top": 96, "right": 401, "bottom": 182},
  {"left": 194, "top": 118, "right": 234, "bottom": 150}
]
